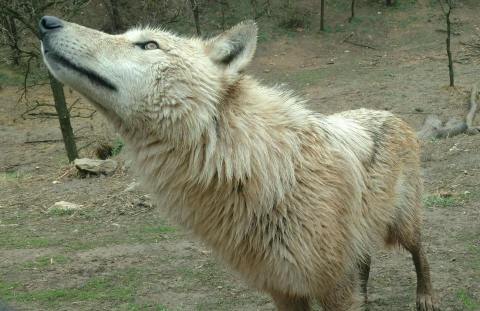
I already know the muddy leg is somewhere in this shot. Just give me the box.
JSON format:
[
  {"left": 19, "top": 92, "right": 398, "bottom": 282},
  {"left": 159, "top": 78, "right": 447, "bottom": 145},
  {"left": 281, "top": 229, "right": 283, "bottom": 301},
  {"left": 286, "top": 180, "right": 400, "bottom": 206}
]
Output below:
[
  {"left": 358, "top": 254, "right": 371, "bottom": 305},
  {"left": 406, "top": 242, "right": 438, "bottom": 311},
  {"left": 388, "top": 176, "right": 438, "bottom": 311},
  {"left": 270, "top": 291, "right": 311, "bottom": 311}
]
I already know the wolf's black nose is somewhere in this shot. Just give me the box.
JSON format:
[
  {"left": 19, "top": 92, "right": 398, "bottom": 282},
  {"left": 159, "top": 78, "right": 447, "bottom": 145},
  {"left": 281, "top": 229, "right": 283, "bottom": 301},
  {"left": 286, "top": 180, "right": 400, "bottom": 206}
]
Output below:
[{"left": 39, "top": 16, "right": 63, "bottom": 37}]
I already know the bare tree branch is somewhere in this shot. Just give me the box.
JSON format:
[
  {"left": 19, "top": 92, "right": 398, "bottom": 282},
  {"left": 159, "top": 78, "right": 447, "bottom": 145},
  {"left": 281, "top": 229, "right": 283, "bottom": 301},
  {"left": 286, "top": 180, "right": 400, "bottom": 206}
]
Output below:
[
  {"left": 18, "top": 54, "right": 37, "bottom": 104},
  {"left": 2, "top": 5, "right": 40, "bottom": 38}
]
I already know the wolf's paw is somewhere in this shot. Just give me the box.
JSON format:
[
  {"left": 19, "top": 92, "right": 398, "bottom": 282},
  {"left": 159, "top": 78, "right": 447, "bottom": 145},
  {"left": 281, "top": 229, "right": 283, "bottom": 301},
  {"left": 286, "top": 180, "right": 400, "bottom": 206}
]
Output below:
[{"left": 416, "top": 294, "right": 439, "bottom": 311}]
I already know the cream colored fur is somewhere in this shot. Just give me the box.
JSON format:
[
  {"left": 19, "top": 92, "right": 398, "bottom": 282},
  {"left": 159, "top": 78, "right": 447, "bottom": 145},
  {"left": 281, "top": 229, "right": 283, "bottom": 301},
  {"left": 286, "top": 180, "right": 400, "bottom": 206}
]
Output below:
[{"left": 41, "top": 18, "right": 437, "bottom": 310}]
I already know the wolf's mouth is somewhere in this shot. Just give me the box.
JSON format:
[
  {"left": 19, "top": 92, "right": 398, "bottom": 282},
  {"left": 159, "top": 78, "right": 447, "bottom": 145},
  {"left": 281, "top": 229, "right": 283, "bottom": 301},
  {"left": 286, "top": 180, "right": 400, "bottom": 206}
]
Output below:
[{"left": 48, "top": 52, "right": 118, "bottom": 92}]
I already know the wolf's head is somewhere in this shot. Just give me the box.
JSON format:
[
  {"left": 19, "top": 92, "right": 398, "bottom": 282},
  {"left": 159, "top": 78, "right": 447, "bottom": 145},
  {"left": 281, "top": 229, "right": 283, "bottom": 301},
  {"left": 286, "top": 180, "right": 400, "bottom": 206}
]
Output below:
[{"left": 40, "top": 16, "right": 257, "bottom": 140}]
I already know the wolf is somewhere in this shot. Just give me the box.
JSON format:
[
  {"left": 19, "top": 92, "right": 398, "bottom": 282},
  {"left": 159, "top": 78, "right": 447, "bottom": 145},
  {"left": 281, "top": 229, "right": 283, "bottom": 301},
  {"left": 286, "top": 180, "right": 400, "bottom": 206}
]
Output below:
[{"left": 39, "top": 16, "right": 438, "bottom": 310}]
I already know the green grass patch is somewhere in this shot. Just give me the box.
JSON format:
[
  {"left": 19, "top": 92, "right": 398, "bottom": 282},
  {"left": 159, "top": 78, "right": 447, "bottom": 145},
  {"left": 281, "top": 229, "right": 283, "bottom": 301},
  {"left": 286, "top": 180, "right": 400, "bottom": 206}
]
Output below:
[
  {"left": 456, "top": 289, "right": 480, "bottom": 311},
  {"left": 0, "top": 281, "right": 22, "bottom": 295},
  {"left": 0, "top": 228, "right": 90, "bottom": 250},
  {"left": 1, "top": 268, "right": 141, "bottom": 308},
  {"left": 112, "top": 138, "right": 125, "bottom": 156},
  {"left": 1, "top": 171, "right": 19, "bottom": 180},
  {"left": 423, "top": 195, "right": 458, "bottom": 208},
  {"left": 0, "top": 217, "right": 177, "bottom": 251},
  {"left": 0, "top": 66, "right": 24, "bottom": 86},
  {"left": 0, "top": 171, "right": 30, "bottom": 183},
  {"left": 22, "top": 255, "right": 70, "bottom": 269},
  {"left": 47, "top": 207, "right": 77, "bottom": 216},
  {"left": 1, "top": 236, "right": 53, "bottom": 249},
  {"left": 120, "top": 303, "right": 169, "bottom": 311}
]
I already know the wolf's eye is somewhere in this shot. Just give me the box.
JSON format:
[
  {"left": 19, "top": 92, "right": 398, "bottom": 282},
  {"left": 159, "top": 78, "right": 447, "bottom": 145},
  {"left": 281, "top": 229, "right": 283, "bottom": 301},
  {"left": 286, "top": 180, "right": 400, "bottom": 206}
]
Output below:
[{"left": 139, "top": 41, "right": 159, "bottom": 50}]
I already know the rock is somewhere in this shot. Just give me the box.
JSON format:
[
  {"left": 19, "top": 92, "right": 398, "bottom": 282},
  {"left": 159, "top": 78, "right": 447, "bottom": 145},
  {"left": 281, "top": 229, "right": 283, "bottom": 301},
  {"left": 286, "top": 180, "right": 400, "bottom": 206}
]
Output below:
[
  {"left": 74, "top": 158, "right": 117, "bottom": 175},
  {"left": 123, "top": 159, "right": 133, "bottom": 171},
  {"left": 124, "top": 181, "right": 139, "bottom": 192},
  {"left": 449, "top": 144, "right": 459, "bottom": 152},
  {"left": 49, "top": 201, "right": 83, "bottom": 212},
  {"left": 134, "top": 196, "right": 153, "bottom": 209}
]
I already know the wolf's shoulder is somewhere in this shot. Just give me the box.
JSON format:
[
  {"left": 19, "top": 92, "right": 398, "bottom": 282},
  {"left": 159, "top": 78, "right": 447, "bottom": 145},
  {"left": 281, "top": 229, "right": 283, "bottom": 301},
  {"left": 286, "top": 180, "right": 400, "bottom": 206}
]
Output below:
[
  {"left": 328, "top": 108, "right": 412, "bottom": 135},
  {"left": 332, "top": 108, "right": 395, "bottom": 123}
]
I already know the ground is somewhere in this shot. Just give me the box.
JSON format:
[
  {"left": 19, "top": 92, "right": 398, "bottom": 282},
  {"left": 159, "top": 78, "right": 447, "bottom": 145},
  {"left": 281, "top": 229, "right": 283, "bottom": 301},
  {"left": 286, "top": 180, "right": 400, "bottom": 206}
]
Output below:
[{"left": 0, "top": 1, "right": 479, "bottom": 311}]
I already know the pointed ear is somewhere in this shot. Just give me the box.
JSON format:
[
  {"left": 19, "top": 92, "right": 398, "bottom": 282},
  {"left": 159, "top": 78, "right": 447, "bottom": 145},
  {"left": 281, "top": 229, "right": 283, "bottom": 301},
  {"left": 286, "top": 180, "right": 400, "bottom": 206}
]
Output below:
[{"left": 205, "top": 20, "right": 258, "bottom": 74}]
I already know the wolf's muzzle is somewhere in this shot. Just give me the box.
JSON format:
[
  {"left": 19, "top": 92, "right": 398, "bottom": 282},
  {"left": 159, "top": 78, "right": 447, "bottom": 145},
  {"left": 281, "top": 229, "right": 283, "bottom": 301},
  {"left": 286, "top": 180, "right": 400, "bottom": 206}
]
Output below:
[
  {"left": 39, "top": 16, "right": 63, "bottom": 39},
  {"left": 39, "top": 16, "right": 118, "bottom": 92}
]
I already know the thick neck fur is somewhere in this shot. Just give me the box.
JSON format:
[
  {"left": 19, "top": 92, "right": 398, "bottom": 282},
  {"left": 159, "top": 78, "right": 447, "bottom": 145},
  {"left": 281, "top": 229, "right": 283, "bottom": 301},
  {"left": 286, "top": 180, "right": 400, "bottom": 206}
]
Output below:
[{"left": 122, "top": 76, "right": 321, "bottom": 225}]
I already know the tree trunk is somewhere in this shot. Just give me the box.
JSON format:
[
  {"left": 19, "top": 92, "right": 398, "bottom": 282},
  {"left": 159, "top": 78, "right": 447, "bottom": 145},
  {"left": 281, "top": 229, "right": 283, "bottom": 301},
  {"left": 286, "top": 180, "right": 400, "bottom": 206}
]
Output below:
[
  {"left": 446, "top": 9, "right": 455, "bottom": 87},
  {"left": 7, "top": 16, "right": 20, "bottom": 65},
  {"left": 251, "top": 0, "right": 257, "bottom": 19},
  {"left": 104, "top": 0, "right": 122, "bottom": 32},
  {"left": 1, "top": 15, "right": 20, "bottom": 65},
  {"left": 349, "top": 0, "right": 355, "bottom": 23},
  {"left": 189, "top": 0, "right": 201, "bottom": 36},
  {"left": 220, "top": 0, "right": 227, "bottom": 30},
  {"left": 320, "top": 0, "right": 325, "bottom": 31},
  {"left": 48, "top": 73, "right": 78, "bottom": 162},
  {"left": 264, "top": 0, "right": 272, "bottom": 16}
]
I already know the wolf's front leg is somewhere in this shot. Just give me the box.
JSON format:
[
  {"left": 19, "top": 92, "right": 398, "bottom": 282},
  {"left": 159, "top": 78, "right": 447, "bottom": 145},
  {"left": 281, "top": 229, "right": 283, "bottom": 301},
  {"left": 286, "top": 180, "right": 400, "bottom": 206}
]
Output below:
[{"left": 318, "top": 273, "right": 363, "bottom": 311}]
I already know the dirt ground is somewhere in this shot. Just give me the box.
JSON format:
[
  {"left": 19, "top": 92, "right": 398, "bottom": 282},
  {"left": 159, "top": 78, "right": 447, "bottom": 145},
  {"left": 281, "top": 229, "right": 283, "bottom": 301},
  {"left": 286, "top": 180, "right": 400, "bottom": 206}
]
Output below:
[{"left": 1, "top": 2, "right": 479, "bottom": 311}]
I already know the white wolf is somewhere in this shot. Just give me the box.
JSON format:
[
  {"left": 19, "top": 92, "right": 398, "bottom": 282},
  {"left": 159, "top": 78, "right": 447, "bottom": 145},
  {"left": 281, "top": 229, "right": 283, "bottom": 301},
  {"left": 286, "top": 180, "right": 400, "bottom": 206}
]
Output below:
[{"left": 40, "top": 16, "right": 437, "bottom": 311}]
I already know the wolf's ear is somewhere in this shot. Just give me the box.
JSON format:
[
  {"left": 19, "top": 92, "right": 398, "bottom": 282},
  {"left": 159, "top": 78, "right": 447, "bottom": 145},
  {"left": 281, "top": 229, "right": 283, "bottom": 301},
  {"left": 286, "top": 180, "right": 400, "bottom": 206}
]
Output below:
[{"left": 205, "top": 20, "right": 258, "bottom": 74}]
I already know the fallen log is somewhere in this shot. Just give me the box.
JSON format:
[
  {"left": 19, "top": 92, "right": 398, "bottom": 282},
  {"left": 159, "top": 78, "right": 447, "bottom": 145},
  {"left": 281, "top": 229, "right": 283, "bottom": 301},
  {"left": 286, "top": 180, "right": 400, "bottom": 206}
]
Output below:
[{"left": 417, "top": 85, "right": 479, "bottom": 139}]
